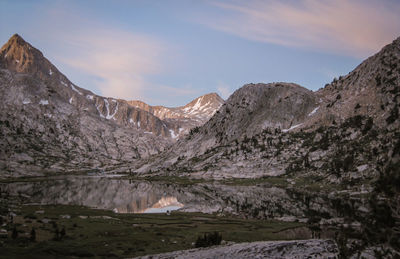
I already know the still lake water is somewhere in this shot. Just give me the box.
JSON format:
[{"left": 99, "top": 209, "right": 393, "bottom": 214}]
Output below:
[
  {"left": 1, "top": 176, "right": 187, "bottom": 213},
  {"left": 0, "top": 174, "right": 315, "bottom": 218},
  {"left": 0, "top": 175, "right": 341, "bottom": 239}
]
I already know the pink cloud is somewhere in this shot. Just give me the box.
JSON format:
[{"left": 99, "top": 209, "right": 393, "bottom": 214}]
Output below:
[
  {"left": 59, "top": 29, "right": 164, "bottom": 99},
  {"left": 203, "top": 0, "right": 400, "bottom": 57},
  {"left": 26, "top": 4, "right": 168, "bottom": 101}
]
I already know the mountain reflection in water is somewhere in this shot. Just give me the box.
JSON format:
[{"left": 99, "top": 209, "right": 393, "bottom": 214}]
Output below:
[
  {"left": 115, "top": 196, "right": 184, "bottom": 214},
  {"left": 0, "top": 175, "right": 313, "bottom": 220},
  {"left": 0, "top": 176, "right": 184, "bottom": 214}
]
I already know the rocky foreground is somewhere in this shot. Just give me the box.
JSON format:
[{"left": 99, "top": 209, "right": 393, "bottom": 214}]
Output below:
[{"left": 135, "top": 239, "right": 339, "bottom": 259}]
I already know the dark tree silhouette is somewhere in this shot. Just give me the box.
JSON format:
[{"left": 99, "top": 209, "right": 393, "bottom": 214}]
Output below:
[
  {"left": 30, "top": 227, "right": 36, "bottom": 242},
  {"left": 12, "top": 226, "right": 18, "bottom": 239}
]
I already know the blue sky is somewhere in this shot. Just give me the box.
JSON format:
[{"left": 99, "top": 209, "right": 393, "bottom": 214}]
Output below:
[{"left": 1, "top": 0, "right": 399, "bottom": 106}]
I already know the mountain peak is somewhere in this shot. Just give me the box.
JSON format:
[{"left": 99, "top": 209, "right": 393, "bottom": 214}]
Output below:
[
  {"left": 7, "top": 33, "right": 27, "bottom": 46},
  {"left": 0, "top": 33, "right": 55, "bottom": 77},
  {"left": 185, "top": 92, "right": 224, "bottom": 108}
]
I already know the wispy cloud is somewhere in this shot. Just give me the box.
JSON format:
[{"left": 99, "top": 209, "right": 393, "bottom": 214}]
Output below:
[
  {"left": 30, "top": 4, "right": 166, "bottom": 100},
  {"left": 201, "top": 0, "right": 400, "bottom": 57},
  {"left": 59, "top": 29, "right": 163, "bottom": 99}
]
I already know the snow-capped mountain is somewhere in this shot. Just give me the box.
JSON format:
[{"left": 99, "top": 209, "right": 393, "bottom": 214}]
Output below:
[{"left": 129, "top": 93, "right": 224, "bottom": 137}]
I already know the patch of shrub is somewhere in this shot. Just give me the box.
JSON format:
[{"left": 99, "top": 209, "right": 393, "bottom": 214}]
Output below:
[{"left": 195, "top": 232, "right": 222, "bottom": 248}]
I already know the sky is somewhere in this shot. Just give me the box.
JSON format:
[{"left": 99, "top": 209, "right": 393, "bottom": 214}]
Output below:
[{"left": 1, "top": 0, "right": 399, "bottom": 106}]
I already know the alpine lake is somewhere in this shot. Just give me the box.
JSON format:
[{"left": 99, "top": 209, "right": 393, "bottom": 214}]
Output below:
[{"left": 0, "top": 173, "right": 339, "bottom": 258}]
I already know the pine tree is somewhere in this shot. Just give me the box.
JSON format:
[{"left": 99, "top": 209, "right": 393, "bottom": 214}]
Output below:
[
  {"left": 12, "top": 226, "right": 18, "bottom": 239},
  {"left": 30, "top": 227, "right": 36, "bottom": 242}
]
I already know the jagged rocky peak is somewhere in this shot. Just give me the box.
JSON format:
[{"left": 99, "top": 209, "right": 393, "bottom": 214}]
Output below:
[{"left": 0, "top": 34, "right": 58, "bottom": 78}]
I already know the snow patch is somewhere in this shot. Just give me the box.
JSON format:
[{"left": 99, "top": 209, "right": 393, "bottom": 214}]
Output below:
[
  {"left": 308, "top": 106, "right": 319, "bottom": 116},
  {"left": 96, "top": 104, "right": 105, "bottom": 118},
  {"left": 69, "top": 97, "right": 73, "bottom": 104},
  {"left": 192, "top": 96, "right": 203, "bottom": 110},
  {"left": 129, "top": 118, "right": 135, "bottom": 124},
  {"left": 86, "top": 95, "right": 94, "bottom": 100},
  {"left": 15, "top": 59, "right": 19, "bottom": 63},
  {"left": 138, "top": 121, "right": 141, "bottom": 128},
  {"left": 60, "top": 81, "right": 68, "bottom": 87},
  {"left": 183, "top": 96, "right": 204, "bottom": 113},
  {"left": 49, "top": 69, "right": 53, "bottom": 75},
  {"left": 103, "top": 99, "right": 119, "bottom": 120},
  {"left": 169, "top": 129, "right": 178, "bottom": 139},
  {"left": 144, "top": 131, "right": 152, "bottom": 134},
  {"left": 22, "top": 99, "right": 31, "bottom": 105},
  {"left": 39, "top": 100, "right": 49, "bottom": 105},
  {"left": 71, "top": 84, "right": 83, "bottom": 95},
  {"left": 282, "top": 123, "right": 303, "bottom": 133}
]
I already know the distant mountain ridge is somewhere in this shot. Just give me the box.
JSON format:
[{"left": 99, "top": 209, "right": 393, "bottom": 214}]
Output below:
[
  {"left": 0, "top": 34, "right": 223, "bottom": 175},
  {"left": 129, "top": 93, "right": 224, "bottom": 137}
]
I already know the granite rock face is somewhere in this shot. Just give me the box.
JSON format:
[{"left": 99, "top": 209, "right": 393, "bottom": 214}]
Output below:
[{"left": 136, "top": 239, "right": 339, "bottom": 259}]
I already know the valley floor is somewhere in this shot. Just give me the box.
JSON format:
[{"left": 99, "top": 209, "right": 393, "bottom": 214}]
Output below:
[{"left": 0, "top": 202, "right": 313, "bottom": 258}]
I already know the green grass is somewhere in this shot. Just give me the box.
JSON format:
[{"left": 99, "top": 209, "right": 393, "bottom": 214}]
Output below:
[{"left": 0, "top": 204, "right": 305, "bottom": 258}]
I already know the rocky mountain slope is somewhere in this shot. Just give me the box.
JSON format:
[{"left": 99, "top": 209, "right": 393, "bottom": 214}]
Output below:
[
  {"left": 136, "top": 37, "right": 400, "bottom": 179},
  {"left": 0, "top": 34, "right": 222, "bottom": 176},
  {"left": 0, "top": 35, "right": 169, "bottom": 176},
  {"left": 129, "top": 93, "right": 224, "bottom": 137},
  {"left": 136, "top": 82, "right": 319, "bottom": 175},
  {"left": 0, "top": 34, "right": 224, "bottom": 139}
]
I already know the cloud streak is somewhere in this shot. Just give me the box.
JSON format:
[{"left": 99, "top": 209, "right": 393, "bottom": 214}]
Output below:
[
  {"left": 202, "top": 0, "right": 400, "bottom": 57},
  {"left": 59, "top": 29, "right": 164, "bottom": 99},
  {"left": 30, "top": 4, "right": 166, "bottom": 101}
]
